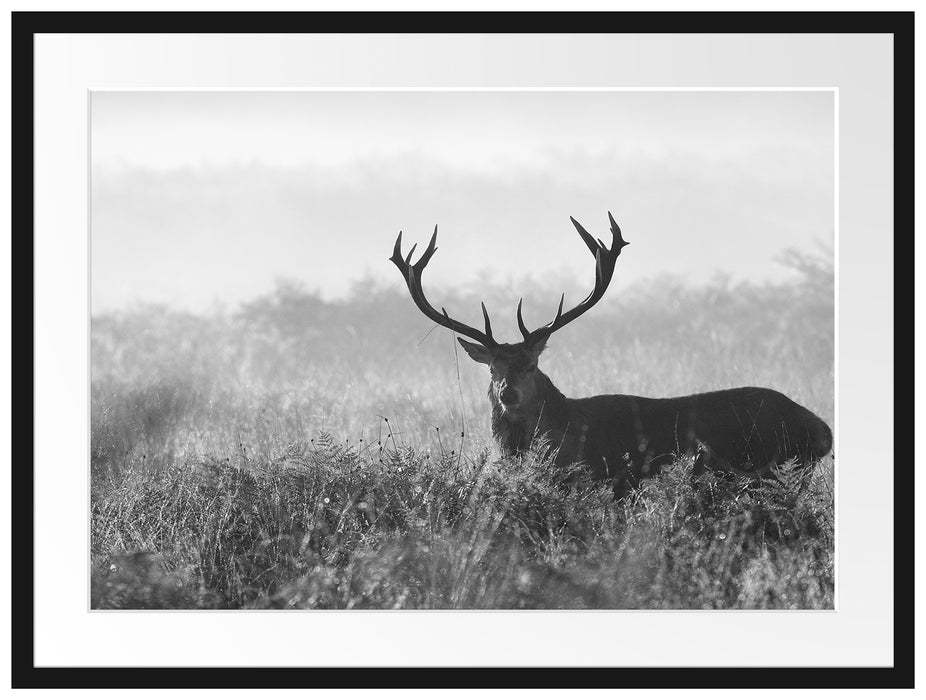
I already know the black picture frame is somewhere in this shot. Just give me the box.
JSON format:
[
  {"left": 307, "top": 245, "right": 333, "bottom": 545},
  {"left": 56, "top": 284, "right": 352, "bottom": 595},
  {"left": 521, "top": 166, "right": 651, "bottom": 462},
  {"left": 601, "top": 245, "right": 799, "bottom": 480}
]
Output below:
[{"left": 11, "top": 9, "right": 913, "bottom": 690}]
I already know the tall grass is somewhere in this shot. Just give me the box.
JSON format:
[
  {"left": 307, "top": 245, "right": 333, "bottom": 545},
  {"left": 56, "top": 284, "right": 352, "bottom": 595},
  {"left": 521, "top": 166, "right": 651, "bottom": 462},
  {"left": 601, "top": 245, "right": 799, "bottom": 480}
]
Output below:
[{"left": 91, "top": 249, "right": 834, "bottom": 609}]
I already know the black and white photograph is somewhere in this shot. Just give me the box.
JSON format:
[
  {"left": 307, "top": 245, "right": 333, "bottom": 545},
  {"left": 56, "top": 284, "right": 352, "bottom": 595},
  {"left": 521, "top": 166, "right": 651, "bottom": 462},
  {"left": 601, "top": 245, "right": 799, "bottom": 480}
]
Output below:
[
  {"left": 90, "top": 88, "right": 835, "bottom": 610},
  {"left": 17, "top": 10, "right": 909, "bottom": 685}
]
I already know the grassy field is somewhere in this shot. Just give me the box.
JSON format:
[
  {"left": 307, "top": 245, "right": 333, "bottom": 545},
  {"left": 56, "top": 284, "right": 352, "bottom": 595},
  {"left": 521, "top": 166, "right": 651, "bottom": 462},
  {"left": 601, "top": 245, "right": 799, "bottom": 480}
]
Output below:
[{"left": 90, "top": 250, "right": 834, "bottom": 609}]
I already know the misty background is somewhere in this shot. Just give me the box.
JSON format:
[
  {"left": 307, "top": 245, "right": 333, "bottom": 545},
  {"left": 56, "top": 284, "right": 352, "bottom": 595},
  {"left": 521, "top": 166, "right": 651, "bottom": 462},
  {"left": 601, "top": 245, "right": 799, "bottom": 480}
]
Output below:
[
  {"left": 90, "top": 90, "right": 836, "bottom": 611},
  {"left": 91, "top": 90, "right": 833, "bottom": 325},
  {"left": 90, "top": 89, "right": 834, "bottom": 453}
]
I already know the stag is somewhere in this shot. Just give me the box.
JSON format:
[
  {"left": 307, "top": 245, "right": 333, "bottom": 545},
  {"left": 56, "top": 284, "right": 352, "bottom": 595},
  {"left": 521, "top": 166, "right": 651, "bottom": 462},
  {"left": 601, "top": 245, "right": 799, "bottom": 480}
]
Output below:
[{"left": 390, "top": 213, "right": 833, "bottom": 495}]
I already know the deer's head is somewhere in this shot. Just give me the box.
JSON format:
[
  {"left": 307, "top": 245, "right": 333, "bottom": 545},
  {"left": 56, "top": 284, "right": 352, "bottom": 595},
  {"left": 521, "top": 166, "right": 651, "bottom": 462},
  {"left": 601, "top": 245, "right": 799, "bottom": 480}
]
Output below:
[
  {"left": 390, "top": 212, "right": 629, "bottom": 420},
  {"left": 455, "top": 339, "right": 547, "bottom": 419}
]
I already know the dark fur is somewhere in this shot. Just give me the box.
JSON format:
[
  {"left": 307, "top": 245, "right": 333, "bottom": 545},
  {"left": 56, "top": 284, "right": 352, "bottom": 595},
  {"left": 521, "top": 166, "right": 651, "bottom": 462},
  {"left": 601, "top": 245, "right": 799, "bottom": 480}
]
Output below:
[{"left": 490, "top": 367, "right": 832, "bottom": 495}]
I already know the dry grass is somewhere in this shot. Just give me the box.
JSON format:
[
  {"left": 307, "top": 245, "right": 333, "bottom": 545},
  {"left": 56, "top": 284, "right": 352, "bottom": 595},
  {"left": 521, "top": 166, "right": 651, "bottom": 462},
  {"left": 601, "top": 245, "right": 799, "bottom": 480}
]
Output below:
[{"left": 91, "top": 250, "right": 834, "bottom": 609}]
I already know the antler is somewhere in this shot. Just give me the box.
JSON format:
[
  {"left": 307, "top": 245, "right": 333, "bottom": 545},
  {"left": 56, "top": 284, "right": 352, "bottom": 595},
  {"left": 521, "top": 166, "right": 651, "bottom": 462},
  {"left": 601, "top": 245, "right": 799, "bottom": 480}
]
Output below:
[
  {"left": 517, "top": 211, "right": 629, "bottom": 346},
  {"left": 390, "top": 226, "right": 498, "bottom": 348}
]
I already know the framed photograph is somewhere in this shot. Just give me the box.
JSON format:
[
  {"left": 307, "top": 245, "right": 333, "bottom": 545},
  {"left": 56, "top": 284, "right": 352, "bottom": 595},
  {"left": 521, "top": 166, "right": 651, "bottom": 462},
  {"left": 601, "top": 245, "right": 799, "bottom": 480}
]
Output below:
[{"left": 13, "top": 8, "right": 911, "bottom": 689}]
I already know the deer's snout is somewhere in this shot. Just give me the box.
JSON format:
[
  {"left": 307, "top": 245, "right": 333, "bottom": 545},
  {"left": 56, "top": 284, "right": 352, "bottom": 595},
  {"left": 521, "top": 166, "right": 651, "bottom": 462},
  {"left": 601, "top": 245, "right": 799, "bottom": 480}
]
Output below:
[{"left": 499, "top": 386, "right": 521, "bottom": 406}]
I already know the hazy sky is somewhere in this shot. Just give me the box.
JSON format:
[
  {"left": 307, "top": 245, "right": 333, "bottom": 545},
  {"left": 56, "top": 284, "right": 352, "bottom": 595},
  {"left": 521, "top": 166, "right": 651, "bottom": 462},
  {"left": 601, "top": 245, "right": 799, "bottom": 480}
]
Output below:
[{"left": 91, "top": 90, "right": 834, "bottom": 313}]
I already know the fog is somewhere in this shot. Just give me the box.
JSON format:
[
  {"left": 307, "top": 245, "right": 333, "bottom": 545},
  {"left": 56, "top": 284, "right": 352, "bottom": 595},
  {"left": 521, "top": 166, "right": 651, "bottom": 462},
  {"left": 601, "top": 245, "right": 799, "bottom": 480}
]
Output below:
[{"left": 91, "top": 90, "right": 834, "bottom": 313}]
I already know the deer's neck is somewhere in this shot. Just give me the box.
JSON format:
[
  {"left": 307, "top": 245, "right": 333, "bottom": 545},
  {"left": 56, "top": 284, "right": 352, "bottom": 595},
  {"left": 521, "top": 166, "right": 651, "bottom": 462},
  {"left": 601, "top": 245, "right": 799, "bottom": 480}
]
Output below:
[{"left": 490, "top": 371, "right": 568, "bottom": 455}]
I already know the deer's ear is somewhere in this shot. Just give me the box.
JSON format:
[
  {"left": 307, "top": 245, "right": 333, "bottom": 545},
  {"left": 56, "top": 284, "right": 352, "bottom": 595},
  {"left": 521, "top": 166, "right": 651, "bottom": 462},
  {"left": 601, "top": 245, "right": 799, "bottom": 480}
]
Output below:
[{"left": 457, "top": 338, "right": 493, "bottom": 365}]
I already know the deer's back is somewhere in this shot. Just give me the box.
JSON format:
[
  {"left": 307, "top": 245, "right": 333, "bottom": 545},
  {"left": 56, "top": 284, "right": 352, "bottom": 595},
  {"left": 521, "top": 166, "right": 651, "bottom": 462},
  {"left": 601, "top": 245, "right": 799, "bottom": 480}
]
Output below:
[{"left": 561, "top": 386, "right": 832, "bottom": 480}]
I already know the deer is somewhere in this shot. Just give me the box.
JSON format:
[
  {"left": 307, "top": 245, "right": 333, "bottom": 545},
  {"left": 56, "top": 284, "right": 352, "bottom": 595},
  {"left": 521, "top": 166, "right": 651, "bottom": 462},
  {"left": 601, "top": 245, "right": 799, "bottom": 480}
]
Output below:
[{"left": 390, "top": 212, "right": 833, "bottom": 496}]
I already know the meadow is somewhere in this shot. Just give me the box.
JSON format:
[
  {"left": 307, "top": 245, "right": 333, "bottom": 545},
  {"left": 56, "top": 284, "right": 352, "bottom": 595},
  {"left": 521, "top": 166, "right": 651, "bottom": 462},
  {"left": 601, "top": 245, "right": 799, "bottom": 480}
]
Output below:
[{"left": 90, "top": 250, "right": 834, "bottom": 609}]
